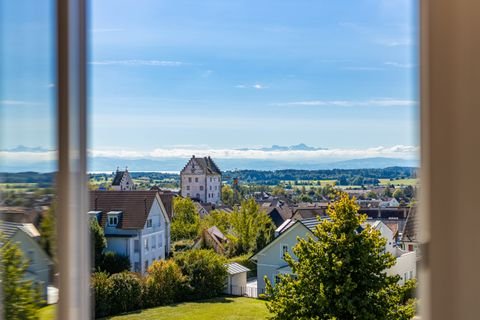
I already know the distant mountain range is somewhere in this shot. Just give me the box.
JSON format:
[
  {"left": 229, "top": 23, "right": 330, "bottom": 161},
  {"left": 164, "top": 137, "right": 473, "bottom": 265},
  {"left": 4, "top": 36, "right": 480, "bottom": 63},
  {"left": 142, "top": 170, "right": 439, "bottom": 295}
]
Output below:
[
  {"left": 0, "top": 144, "right": 418, "bottom": 172},
  {"left": 237, "top": 143, "right": 327, "bottom": 152}
]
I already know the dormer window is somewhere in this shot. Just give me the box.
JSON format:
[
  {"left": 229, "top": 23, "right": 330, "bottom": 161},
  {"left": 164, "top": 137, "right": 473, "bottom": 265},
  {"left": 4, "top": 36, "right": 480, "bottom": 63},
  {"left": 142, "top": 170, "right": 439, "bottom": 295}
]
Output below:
[{"left": 107, "top": 211, "right": 121, "bottom": 227}]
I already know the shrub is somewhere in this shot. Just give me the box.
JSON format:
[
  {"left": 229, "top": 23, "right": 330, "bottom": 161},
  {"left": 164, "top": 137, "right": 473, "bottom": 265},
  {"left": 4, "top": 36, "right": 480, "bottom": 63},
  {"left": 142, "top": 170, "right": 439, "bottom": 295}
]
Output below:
[
  {"left": 109, "top": 272, "right": 142, "bottom": 315},
  {"left": 91, "top": 272, "right": 112, "bottom": 318},
  {"left": 144, "top": 260, "right": 188, "bottom": 307},
  {"left": 99, "top": 251, "right": 131, "bottom": 274},
  {"left": 174, "top": 249, "right": 227, "bottom": 300}
]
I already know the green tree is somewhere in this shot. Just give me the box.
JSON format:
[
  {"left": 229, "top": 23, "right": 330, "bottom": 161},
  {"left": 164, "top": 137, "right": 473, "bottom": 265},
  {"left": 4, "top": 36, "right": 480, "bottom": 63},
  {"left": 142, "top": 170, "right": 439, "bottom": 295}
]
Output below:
[
  {"left": 171, "top": 197, "right": 200, "bottom": 241},
  {"left": 108, "top": 272, "right": 142, "bottom": 315},
  {"left": 100, "top": 251, "right": 131, "bottom": 274},
  {"left": 265, "top": 192, "right": 416, "bottom": 320},
  {"left": 0, "top": 235, "right": 41, "bottom": 320},
  {"left": 200, "top": 209, "right": 231, "bottom": 235},
  {"left": 383, "top": 186, "right": 393, "bottom": 198},
  {"left": 272, "top": 185, "right": 286, "bottom": 196},
  {"left": 403, "top": 185, "right": 415, "bottom": 199},
  {"left": 221, "top": 185, "right": 235, "bottom": 206},
  {"left": 228, "top": 198, "right": 275, "bottom": 255},
  {"left": 174, "top": 249, "right": 227, "bottom": 300},
  {"left": 393, "top": 188, "right": 405, "bottom": 201},
  {"left": 144, "top": 259, "right": 188, "bottom": 307},
  {"left": 90, "top": 218, "right": 107, "bottom": 269},
  {"left": 39, "top": 203, "right": 56, "bottom": 262},
  {"left": 366, "top": 190, "right": 378, "bottom": 199}
]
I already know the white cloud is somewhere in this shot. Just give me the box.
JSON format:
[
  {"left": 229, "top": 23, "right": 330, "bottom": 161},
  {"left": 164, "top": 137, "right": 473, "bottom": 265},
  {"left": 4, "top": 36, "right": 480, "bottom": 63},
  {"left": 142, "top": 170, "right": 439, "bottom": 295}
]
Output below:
[
  {"left": 88, "top": 145, "right": 418, "bottom": 161},
  {"left": 0, "top": 100, "right": 43, "bottom": 107},
  {"left": 91, "top": 28, "right": 124, "bottom": 33},
  {"left": 235, "top": 83, "right": 268, "bottom": 90},
  {"left": 342, "top": 66, "right": 385, "bottom": 71},
  {"left": 274, "top": 98, "right": 417, "bottom": 108},
  {"left": 384, "top": 62, "right": 415, "bottom": 69},
  {"left": 0, "top": 145, "right": 419, "bottom": 164},
  {"left": 90, "top": 60, "right": 185, "bottom": 67}
]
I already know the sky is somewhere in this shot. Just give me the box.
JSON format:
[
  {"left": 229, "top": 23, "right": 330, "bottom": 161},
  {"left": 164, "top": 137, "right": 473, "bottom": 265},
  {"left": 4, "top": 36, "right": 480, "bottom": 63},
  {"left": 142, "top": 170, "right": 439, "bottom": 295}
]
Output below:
[{"left": 0, "top": 0, "right": 419, "bottom": 167}]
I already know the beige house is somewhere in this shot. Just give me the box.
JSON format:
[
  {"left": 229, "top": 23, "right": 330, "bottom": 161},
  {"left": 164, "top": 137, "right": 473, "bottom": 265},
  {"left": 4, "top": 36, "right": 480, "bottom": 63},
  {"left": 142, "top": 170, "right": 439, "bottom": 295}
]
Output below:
[{"left": 180, "top": 156, "right": 222, "bottom": 204}]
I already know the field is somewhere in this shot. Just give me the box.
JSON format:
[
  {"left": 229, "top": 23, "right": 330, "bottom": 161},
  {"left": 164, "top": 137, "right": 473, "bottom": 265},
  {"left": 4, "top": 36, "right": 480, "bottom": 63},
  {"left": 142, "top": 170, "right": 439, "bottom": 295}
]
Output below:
[
  {"left": 38, "top": 297, "right": 269, "bottom": 320},
  {"left": 379, "top": 178, "right": 419, "bottom": 186},
  {"left": 0, "top": 182, "right": 39, "bottom": 192}
]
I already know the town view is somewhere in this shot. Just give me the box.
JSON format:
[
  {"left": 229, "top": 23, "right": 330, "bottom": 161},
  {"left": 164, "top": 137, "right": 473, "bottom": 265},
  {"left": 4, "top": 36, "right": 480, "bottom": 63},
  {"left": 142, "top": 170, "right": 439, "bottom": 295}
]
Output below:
[{"left": 0, "top": 0, "right": 419, "bottom": 319}]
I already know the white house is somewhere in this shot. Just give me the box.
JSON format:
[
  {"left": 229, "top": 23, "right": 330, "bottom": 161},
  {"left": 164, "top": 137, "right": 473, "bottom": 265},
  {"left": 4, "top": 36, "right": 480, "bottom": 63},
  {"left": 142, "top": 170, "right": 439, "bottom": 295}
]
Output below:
[
  {"left": 89, "top": 190, "right": 171, "bottom": 274},
  {"left": 380, "top": 197, "right": 400, "bottom": 208},
  {"left": 0, "top": 221, "right": 53, "bottom": 300},
  {"left": 180, "top": 156, "right": 222, "bottom": 204},
  {"left": 111, "top": 167, "right": 135, "bottom": 191},
  {"left": 251, "top": 217, "right": 416, "bottom": 295}
]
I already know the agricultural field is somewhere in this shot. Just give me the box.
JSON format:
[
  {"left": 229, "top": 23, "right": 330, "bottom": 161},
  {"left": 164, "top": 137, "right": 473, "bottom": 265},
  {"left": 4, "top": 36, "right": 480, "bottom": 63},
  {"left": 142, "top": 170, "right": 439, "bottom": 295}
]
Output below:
[
  {"left": 0, "top": 182, "right": 40, "bottom": 192},
  {"left": 379, "top": 178, "right": 419, "bottom": 186}
]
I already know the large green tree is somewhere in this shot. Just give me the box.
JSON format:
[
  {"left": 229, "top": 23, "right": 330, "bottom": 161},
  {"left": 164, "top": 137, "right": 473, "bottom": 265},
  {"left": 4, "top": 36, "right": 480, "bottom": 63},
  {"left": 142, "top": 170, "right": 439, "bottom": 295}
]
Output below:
[
  {"left": 228, "top": 198, "right": 275, "bottom": 255},
  {"left": 221, "top": 185, "right": 234, "bottom": 206},
  {"left": 171, "top": 197, "right": 200, "bottom": 241},
  {"left": 0, "top": 235, "right": 41, "bottom": 319},
  {"left": 90, "top": 218, "right": 107, "bottom": 269},
  {"left": 265, "top": 193, "right": 416, "bottom": 320},
  {"left": 39, "top": 203, "right": 56, "bottom": 262}
]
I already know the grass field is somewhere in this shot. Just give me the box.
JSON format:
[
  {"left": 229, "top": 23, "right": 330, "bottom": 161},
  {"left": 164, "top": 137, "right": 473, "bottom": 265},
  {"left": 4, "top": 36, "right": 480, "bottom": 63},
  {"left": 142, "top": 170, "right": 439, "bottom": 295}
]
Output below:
[
  {"left": 38, "top": 305, "right": 55, "bottom": 320},
  {"left": 38, "top": 297, "right": 269, "bottom": 320},
  {"left": 379, "top": 178, "right": 419, "bottom": 186}
]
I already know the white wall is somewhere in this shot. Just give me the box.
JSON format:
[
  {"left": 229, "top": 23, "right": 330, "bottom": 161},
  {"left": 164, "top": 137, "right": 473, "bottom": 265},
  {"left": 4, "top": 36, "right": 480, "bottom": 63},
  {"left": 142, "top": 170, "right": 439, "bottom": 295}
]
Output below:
[{"left": 388, "top": 250, "right": 417, "bottom": 285}]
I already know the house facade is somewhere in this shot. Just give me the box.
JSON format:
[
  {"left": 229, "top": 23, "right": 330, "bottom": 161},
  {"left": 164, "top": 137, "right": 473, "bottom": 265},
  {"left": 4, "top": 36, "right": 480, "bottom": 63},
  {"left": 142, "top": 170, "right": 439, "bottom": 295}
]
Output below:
[
  {"left": 251, "top": 218, "right": 416, "bottom": 295},
  {"left": 0, "top": 222, "right": 53, "bottom": 299},
  {"left": 89, "top": 191, "right": 171, "bottom": 274},
  {"left": 180, "top": 156, "right": 222, "bottom": 204},
  {"left": 111, "top": 167, "right": 135, "bottom": 191}
]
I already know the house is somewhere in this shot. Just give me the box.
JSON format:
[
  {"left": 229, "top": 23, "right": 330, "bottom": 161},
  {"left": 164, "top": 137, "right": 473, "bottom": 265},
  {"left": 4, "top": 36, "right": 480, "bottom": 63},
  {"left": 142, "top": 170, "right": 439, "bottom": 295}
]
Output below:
[
  {"left": 0, "top": 221, "right": 53, "bottom": 300},
  {"left": 379, "top": 197, "right": 400, "bottom": 208},
  {"left": 251, "top": 217, "right": 416, "bottom": 295},
  {"left": 89, "top": 191, "right": 171, "bottom": 274},
  {"left": 180, "top": 155, "right": 222, "bottom": 204},
  {"left": 224, "top": 262, "right": 250, "bottom": 296},
  {"left": 401, "top": 206, "right": 420, "bottom": 258},
  {"left": 111, "top": 167, "right": 135, "bottom": 191},
  {"left": 193, "top": 226, "right": 229, "bottom": 255}
]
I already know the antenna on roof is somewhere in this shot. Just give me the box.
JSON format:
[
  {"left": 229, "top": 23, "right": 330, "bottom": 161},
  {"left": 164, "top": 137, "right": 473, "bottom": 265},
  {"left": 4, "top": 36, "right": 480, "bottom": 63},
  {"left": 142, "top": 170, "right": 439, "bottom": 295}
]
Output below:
[
  {"left": 116, "top": 166, "right": 119, "bottom": 172},
  {"left": 125, "top": 166, "right": 128, "bottom": 172}
]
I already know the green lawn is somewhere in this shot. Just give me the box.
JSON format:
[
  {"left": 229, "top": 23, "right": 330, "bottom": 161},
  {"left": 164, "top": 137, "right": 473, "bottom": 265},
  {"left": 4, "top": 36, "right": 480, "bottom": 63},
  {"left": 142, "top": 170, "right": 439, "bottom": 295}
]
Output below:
[
  {"left": 38, "top": 305, "right": 56, "bottom": 320},
  {"left": 39, "top": 297, "right": 269, "bottom": 320}
]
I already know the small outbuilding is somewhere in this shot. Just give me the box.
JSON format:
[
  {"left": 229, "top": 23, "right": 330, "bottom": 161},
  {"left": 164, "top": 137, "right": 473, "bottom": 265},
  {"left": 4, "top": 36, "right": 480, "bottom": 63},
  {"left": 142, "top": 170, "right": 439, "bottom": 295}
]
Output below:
[{"left": 224, "top": 262, "right": 250, "bottom": 296}]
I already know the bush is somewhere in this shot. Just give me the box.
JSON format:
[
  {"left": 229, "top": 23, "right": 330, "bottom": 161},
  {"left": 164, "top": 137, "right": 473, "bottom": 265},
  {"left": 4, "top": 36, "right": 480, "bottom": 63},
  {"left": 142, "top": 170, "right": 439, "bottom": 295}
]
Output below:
[
  {"left": 92, "top": 272, "right": 112, "bottom": 318},
  {"left": 99, "top": 251, "right": 131, "bottom": 274},
  {"left": 144, "top": 260, "right": 188, "bottom": 307},
  {"left": 174, "top": 249, "right": 227, "bottom": 300},
  {"left": 109, "top": 272, "right": 142, "bottom": 315}
]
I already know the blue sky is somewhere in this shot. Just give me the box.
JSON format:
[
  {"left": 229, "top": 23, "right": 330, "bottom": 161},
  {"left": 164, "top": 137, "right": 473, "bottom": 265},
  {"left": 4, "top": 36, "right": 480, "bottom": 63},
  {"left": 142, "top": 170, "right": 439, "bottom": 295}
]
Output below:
[{"left": 1, "top": 0, "right": 419, "bottom": 166}]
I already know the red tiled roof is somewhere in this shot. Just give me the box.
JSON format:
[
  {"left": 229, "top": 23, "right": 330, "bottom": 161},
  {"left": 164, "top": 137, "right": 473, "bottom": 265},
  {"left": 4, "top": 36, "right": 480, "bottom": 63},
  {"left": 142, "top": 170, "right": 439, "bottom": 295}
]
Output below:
[{"left": 89, "top": 191, "right": 158, "bottom": 229}]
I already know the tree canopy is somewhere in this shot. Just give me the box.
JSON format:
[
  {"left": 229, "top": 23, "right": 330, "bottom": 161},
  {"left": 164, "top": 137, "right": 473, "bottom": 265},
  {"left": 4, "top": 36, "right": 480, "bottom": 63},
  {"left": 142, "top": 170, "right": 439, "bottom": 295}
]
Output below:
[
  {"left": 265, "top": 192, "right": 416, "bottom": 320},
  {"left": 171, "top": 197, "right": 200, "bottom": 241}
]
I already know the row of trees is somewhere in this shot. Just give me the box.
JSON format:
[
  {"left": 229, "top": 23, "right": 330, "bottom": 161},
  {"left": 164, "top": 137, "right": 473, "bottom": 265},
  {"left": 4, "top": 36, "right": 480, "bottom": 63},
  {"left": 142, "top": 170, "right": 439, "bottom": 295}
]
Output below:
[{"left": 92, "top": 249, "right": 227, "bottom": 318}]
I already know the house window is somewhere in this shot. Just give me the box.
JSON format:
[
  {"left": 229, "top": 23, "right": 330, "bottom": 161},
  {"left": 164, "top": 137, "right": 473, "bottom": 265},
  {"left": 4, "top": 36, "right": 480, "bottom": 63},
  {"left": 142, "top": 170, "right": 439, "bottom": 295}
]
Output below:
[
  {"left": 152, "top": 235, "right": 156, "bottom": 249},
  {"left": 134, "top": 240, "right": 140, "bottom": 253},
  {"left": 210, "top": 185, "right": 212, "bottom": 190},
  {"left": 158, "top": 236, "right": 163, "bottom": 248},
  {"left": 188, "top": 177, "right": 192, "bottom": 183},
  {"left": 215, "top": 186, "right": 217, "bottom": 190},
  {"left": 187, "top": 193, "right": 190, "bottom": 197},
  {"left": 186, "top": 185, "right": 190, "bottom": 191},
  {"left": 275, "top": 275, "right": 282, "bottom": 284},
  {"left": 144, "top": 238, "right": 149, "bottom": 251},
  {"left": 134, "top": 262, "right": 140, "bottom": 272},
  {"left": 200, "top": 186, "right": 204, "bottom": 191},
  {"left": 195, "top": 177, "right": 198, "bottom": 182},
  {"left": 281, "top": 244, "right": 288, "bottom": 258},
  {"left": 409, "top": 271, "right": 413, "bottom": 279},
  {"left": 196, "top": 193, "right": 200, "bottom": 199},
  {"left": 145, "top": 260, "right": 149, "bottom": 272},
  {"left": 108, "top": 215, "right": 119, "bottom": 226},
  {"left": 147, "top": 219, "right": 152, "bottom": 228}
]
